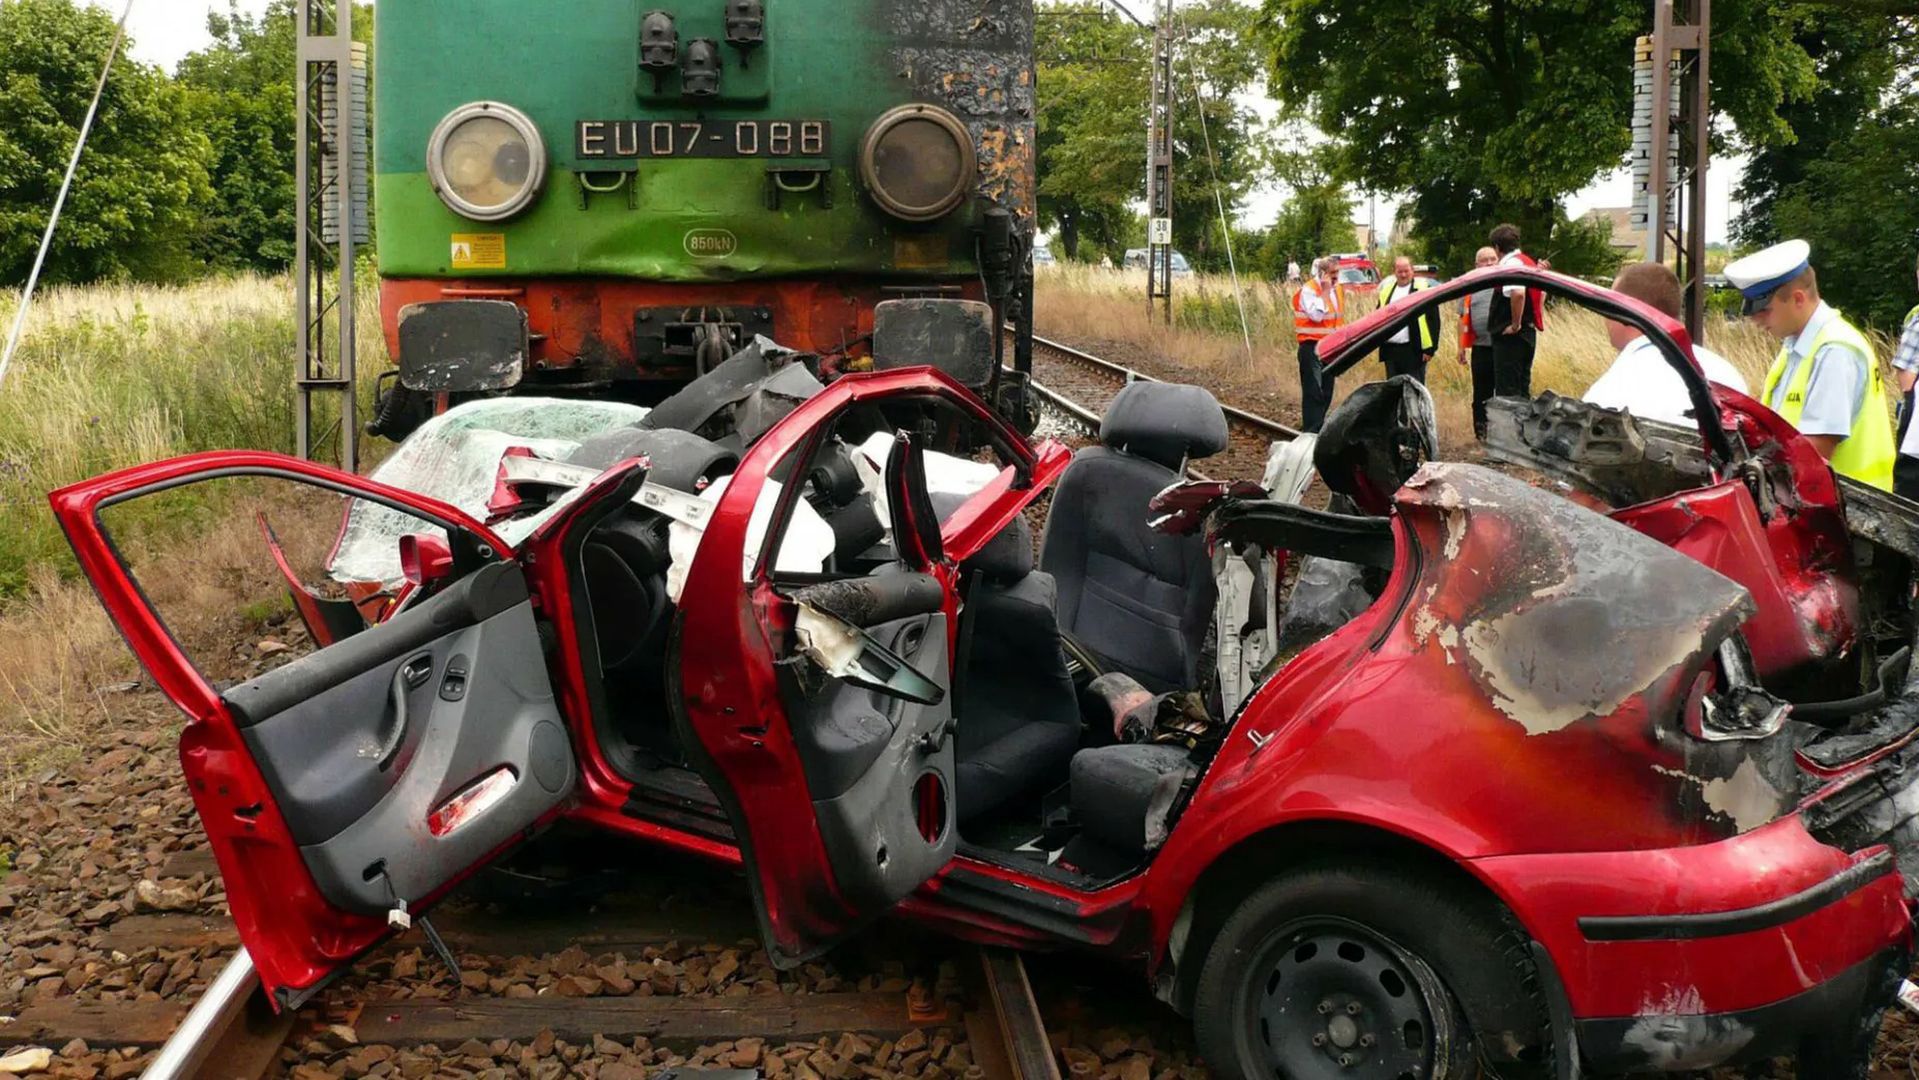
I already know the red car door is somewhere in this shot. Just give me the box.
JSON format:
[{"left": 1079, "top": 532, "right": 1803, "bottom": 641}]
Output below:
[
  {"left": 672, "top": 369, "right": 1068, "bottom": 966},
  {"left": 50, "top": 450, "right": 587, "bottom": 1007}
]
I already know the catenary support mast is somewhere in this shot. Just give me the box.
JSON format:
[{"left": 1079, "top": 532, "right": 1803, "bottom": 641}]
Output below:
[
  {"left": 294, "top": 0, "right": 369, "bottom": 470},
  {"left": 1144, "top": 0, "right": 1174, "bottom": 324}
]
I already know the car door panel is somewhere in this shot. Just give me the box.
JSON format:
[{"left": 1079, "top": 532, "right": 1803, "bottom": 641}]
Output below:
[
  {"left": 675, "top": 369, "right": 1050, "bottom": 966},
  {"left": 228, "top": 563, "right": 574, "bottom": 915},
  {"left": 47, "top": 451, "right": 577, "bottom": 1005},
  {"left": 805, "top": 610, "right": 955, "bottom": 913}
]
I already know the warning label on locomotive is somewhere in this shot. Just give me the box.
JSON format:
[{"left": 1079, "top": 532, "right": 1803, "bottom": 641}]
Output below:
[
  {"left": 683, "top": 229, "right": 739, "bottom": 259},
  {"left": 450, "top": 234, "right": 506, "bottom": 269},
  {"left": 577, "top": 120, "right": 831, "bottom": 159}
]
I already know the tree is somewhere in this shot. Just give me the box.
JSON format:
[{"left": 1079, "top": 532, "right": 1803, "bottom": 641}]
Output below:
[
  {"left": 1253, "top": 132, "right": 1354, "bottom": 274},
  {"left": 175, "top": 1, "right": 373, "bottom": 273},
  {"left": 1034, "top": 0, "right": 1269, "bottom": 268},
  {"left": 1257, "top": 0, "right": 1826, "bottom": 271},
  {"left": 1734, "top": 10, "right": 1909, "bottom": 249},
  {"left": 1772, "top": 95, "right": 1919, "bottom": 332},
  {"left": 0, "top": 0, "right": 212, "bottom": 285},
  {"left": 1163, "top": 0, "right": 1271, "bottom": 271},
  {"left": 1035, "top": 4, "right": 1150, "bottom": 263},
  {"left": 1538, "top": 211, "right": 1624, "bottom": 281},
  {"left": 176, "top": 1, "right": 299, "bottom": 271}
]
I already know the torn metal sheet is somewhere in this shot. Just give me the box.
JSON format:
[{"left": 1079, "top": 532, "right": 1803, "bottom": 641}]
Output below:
[
  {"left": 1482, "top": 393, "right": 1713, "bottom": 507},
  {"left": 1260, "top": 434, "right": 1318, "bottom": 504},
  {"left": 1694, "top": 639, "right": 1791, "bottom": 742},
  {"left": 1211, "top": 545, "right": 1262, "bottom": 717},
  {"left": 498, "top": 455, "right": 715, "bottom": 531},
  {"left": 641, "top": 336, "right": 823, "bottom": 448},
  {"left": 1398, "top": 463, "right": 1753, "bottom": 736},
  {"left": 664, "top": 474, "right": 835, "bottom": 603}
]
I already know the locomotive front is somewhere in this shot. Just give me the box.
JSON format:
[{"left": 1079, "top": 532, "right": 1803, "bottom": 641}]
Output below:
[{"left": 368, "top": 0, "right": 1037, "bottom": 439}]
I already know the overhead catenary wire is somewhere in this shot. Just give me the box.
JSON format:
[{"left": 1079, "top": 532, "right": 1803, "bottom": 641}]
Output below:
[
  {"left": 1170, "top": 5, "right": 1254, "bottom": 363},
  {"left": 0, "top": 0, "right": 137, "bottom": 389}
]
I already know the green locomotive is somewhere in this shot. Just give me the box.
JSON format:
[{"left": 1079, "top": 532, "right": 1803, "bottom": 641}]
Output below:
[{"left": 366, "top": 0, "right": 1039, "bottom": 438}]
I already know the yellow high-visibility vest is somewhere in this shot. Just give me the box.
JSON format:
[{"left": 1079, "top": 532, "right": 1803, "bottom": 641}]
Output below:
[
  {"left": 1378, "top": 278, "right": 1435, "bottom": 352},
  {"left": 1760, "top": 308, "right": 1895, "bottom": 490}
]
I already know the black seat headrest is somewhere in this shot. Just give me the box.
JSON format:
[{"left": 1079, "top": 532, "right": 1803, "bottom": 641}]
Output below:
[
  {"left": 1313, "top": 376, "right": 1438, "bottom": 515},
  {"left": 931, "top": 491, "right": 1033, "bottom": 582},
  {"left": 1099, "top": 382, "right": 1229, "bottom": 470}
]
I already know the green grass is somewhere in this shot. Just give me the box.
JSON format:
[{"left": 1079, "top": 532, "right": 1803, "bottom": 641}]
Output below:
[{"left": 0, "top": 274, "right": 386, "bottom": 602}]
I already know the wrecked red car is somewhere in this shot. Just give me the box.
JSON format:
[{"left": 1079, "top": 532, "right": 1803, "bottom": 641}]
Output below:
[{"left": 49, "top": 270, "right": 1919, "bottom": 1079}]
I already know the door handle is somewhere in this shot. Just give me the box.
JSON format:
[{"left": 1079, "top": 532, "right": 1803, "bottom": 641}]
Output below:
[{"left": 377, "top": 655, "right": 432, "bottom": 771}]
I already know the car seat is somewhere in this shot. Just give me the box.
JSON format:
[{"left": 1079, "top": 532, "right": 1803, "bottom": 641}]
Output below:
[
  {"left": 945, "top": 501, "right": 1080, "bottom": 828},
  {"left": 1038, "top": 382, "right": 1229, "bottom": 693}
]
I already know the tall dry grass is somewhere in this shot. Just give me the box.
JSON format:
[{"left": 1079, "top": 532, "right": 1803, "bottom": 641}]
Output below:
[
  {"left": 1034, "top": 263, "right": 1802, "bottom": 441},
  {"left": 0, "top": 275, "right": 386, "bottom": 791}
]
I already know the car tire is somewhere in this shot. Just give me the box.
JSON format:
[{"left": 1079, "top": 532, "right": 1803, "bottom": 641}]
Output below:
[{"left": 1192, "top": 857, "right": 1550, "bottom": 1080}]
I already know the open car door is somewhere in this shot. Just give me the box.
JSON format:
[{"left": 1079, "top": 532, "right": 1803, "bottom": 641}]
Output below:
[
  {"left": 50, "top": 451, "right": 589, "bottom": 1008},
  {"left": 673, "top": 369, "right": 1067, "bottom": 967}
]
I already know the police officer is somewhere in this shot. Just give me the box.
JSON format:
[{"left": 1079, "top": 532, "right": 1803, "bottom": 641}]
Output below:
[
  {"left": 1726, "top": 239, "right": 1895, "bottom": 490},
  {"left": 1376, "top": 256, "right": 1440, "bottom": 383}
]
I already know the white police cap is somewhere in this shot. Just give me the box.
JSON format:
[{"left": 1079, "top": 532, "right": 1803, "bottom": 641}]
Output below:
[{"left": 1723, "top": 239, "right": 1811, "bottom": 315}]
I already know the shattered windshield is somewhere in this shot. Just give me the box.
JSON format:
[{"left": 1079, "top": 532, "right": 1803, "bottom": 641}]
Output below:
[{"left": 329, "top": 398, "right": 650, "bottom": 587}]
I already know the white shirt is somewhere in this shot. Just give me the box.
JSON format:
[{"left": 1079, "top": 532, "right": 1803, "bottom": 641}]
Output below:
[
  {"left": 1499, "top": 249, "right": 1528, "bottom": 298},
  {"left": 1584, "top": 335, "right": 1750, "bottom": 427},
  {"left": 1299, "top": 279, "right": 1334, "bottom": 320},
  {"left": 1380, "top": 278, "right": 1419, "bottom": 344}
]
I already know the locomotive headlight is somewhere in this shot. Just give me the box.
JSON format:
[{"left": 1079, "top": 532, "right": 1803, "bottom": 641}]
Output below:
[
  {"left": 859, "top": 104, "right": 976, "bottom": 223},
  {"left": 426, "top": 102, "right": 548, "bottom": 222}
]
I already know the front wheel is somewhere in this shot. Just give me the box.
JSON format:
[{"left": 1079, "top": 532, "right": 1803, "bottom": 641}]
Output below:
[{"left": 1193, "top": 859, "right": 1548, "bottom": 1080}]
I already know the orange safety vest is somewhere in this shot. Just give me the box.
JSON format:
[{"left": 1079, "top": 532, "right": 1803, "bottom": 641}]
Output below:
[{"left": 1293, "top": 281, "right": 1343, "bottom": 341}]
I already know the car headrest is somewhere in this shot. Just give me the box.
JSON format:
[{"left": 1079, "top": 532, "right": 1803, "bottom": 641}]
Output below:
[
  {"left": 930, "top": 492, "right": 1033, "bottom": 582},
  {"left": 1099, "top": 382, "right": 1229, "bottom": 470},
  {"left": 1313, "top": 376, "right": 1438, "bottom": 515}
]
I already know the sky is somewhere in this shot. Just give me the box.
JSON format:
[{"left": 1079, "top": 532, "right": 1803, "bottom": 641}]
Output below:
[{"left": 106, "top": 0, "right": 1741, "bottom": 245}]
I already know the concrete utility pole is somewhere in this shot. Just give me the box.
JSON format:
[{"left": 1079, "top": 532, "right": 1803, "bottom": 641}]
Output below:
[
  {"left": 1144, "top": 0, "right": 1174, "bottom": 324},
  {"left": 294, "top": 0, "right": 369, "bottom": 471},
  {"left": 1636, "top": 0, "right": 1711, "bottom": 340}
]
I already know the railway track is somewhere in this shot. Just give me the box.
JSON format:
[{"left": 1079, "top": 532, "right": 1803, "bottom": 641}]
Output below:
[
  {"left": 11, "top": 846, "right": 1060, "bottom": 1080},
  {"left": 1021, "top": 333, "right": 1300, "bottom": 483}
]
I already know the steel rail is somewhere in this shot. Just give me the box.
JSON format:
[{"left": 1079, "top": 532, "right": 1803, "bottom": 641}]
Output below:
[
  {"left": 141, "top": 947, "right": 266, "bottom": 1080},
  {"left": 965, "top": 949, "right": 1062, "bottom": 1080},
  {"left": 1027, "top": 332, "right": 1301, "bottom": 442},
  {"left": 1024, "top": 375, "right": 1103, "bottom": 435}
]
